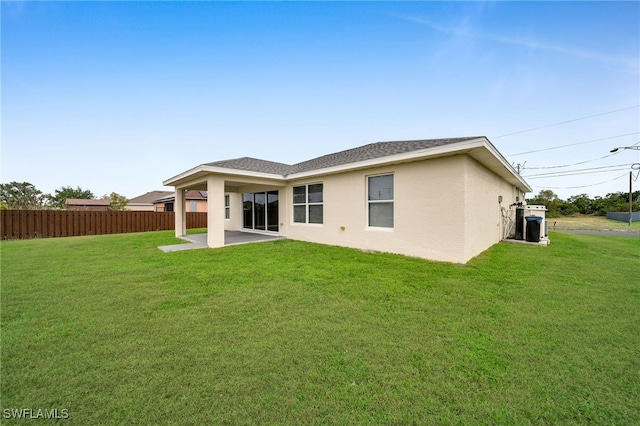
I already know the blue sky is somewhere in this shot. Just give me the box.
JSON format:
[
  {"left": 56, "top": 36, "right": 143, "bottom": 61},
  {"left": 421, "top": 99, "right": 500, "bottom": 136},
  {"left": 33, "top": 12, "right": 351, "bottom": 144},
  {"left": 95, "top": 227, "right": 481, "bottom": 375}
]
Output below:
[{"left": 2, "top": 1, "right": 639, "bottom": 200}]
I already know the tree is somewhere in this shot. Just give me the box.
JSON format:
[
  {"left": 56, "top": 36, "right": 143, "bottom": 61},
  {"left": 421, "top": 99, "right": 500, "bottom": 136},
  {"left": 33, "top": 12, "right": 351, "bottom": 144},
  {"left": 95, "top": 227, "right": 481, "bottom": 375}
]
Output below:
[
  {"left": 566, "top": 193, "right": 593, "bottom": 215},
  {"left": 526, "top": 189, "right": 564, "bottom": 217},
  {"left": 0, "top": 181, "right": 47, "bottom": 210},
  {"left": 532, "top": 189, "right": 558, "bottom": 204},
  {"left": 48, "top": 186, "right": 95, "bottom": 209},
  {"left": 597, "top": 191, "right": 640, "bottom": 215},
  {"left": 102, "top": 192, "right": 129, "bottom": 211}
]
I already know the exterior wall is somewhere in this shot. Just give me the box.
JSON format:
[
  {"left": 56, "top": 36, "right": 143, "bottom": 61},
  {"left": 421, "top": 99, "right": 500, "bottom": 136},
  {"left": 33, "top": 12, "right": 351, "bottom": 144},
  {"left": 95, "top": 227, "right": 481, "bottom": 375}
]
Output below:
[
  {"left": 187, "top": 199, "right": 208, "bottom": 213},
  {"left": 154, "top": 202, "right": 169, "bottom": 212},
  {"left": 284, "top": 156, "right": 469, "bottom": 263},
  {"left": 175, "top": 189, "right": 185, "bottom": 237},
  {"left": 66, "top": 204, "right": 109, "bottom": 211},
  {"left": 169, "top": 156, "right": 522, "bottom": 262},
  {"left": 206, "top": 176, "right": 225, "bottom": 248},
  {"left": 462, "top": 156, "right": 517, "bottom": 261},
  {"left": 125, "top": 203, "right": 156, "bottom": 212},
  {"left": 155, "top": 200, "right": 207, "bottom": 213},
  {"left": 229, "top": 183, "right": 288, "bottom": 233},
  {"left": 224, "top": 192, "right": 243, "bottom": 231}
]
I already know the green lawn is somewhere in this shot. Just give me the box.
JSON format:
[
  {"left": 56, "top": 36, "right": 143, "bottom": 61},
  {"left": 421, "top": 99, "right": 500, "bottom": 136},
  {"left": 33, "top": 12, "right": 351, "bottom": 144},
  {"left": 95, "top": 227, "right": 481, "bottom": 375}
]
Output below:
[
  {"left": 1, "top": 231, "right": 638, "bottom": 424},
  {"left": 551, "top": 214, "right": 640, "bottom": 232}
]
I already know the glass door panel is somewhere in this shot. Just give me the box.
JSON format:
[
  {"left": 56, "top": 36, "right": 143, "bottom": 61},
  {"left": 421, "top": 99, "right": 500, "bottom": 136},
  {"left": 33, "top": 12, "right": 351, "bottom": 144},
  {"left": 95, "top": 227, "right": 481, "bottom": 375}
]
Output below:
[
  {"left": 243, "top": 193, "right": 253, "bottom": 229},
  {"left": 267, "top": 191, "right": 279, "bottom": 232},
  {"left": 254, "top": 193, "right": 266, "bottom": 230},
  {"left": 243, "top": 191, "right": 278, "bottom": 233}
]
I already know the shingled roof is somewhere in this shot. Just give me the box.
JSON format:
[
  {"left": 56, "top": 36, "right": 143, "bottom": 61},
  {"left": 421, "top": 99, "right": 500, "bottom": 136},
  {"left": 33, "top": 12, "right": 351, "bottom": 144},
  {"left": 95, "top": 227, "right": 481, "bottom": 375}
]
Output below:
[
  {"left": 128, "top": 190, "right": 173, "bottom": 204},
  {"left": 205, "top": 137, "right": 480, "bottom": 177},
  {"left": 205, "top": 157, "right": 292, "bottom": 176},
  {"left": 290, "top": 137, "right": 479, "bottom": 175}
]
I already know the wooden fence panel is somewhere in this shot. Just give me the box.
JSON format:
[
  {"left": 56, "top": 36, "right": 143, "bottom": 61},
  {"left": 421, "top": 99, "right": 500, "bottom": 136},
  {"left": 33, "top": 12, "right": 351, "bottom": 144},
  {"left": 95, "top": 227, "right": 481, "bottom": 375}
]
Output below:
[
  {"left": 3, "top": 211, "right": 14, "bottom": 239},
  {"left": 0, "top": 210, "right": 210, "bottom": 240}
]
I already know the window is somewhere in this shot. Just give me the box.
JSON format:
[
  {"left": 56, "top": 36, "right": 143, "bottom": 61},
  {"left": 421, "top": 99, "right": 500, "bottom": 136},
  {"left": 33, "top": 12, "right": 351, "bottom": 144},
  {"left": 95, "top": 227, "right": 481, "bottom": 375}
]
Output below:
[
  {"left": 224, "top": 195, "right": 230, "bottom": 219},
  {"left": 368, "top": 174, "right": 393, "bottom": 228},
  {"left": 189, "top": 200, "right": 198, "bottom": 212},
  {"left": 293, "top": 183, "right": 323, "bottom": 224}
]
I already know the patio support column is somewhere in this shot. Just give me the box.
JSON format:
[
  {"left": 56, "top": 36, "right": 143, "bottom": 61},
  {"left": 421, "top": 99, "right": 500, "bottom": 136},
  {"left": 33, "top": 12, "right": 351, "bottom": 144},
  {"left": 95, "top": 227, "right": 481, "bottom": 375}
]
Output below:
[
  {"left": 206, "top": 176, "right": 225, "bottom": 248},
  {"left": 175, "top": 188, "right": 186, "bottom": 237}
]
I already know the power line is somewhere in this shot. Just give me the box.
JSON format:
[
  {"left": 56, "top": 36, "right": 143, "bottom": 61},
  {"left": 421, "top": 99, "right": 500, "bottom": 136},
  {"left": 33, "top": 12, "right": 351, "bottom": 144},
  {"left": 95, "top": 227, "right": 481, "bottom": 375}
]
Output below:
[
  {"left": 524, "top": 152, "right": 619, "bottom": 170},
  {"left": 532, "top": 173, "right": 629, "bottom": 189},
  {"left": 508, "top": 134, "right": 639, "bottom": 156},
  {"left": 526, "top": 168, "right": 631, "bottom": 179},
  {"left": 524, "top": 141, "right": 640, "bottom": 169},
  {"left": 524, "top": 163, "right": 634, "bottom": 178},
  {"left": 526, "top": 163, "right": 635, "bottom": 175},
  {"left": 493, "top": 105, "right": 639, "bottom": 139}
]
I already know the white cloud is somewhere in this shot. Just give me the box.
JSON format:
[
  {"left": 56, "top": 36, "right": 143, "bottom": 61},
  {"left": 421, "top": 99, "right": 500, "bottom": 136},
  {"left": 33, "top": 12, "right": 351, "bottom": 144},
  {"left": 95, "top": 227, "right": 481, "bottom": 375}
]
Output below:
[{"left": 395, "top": 13, "right": 638, "bottom": 72}]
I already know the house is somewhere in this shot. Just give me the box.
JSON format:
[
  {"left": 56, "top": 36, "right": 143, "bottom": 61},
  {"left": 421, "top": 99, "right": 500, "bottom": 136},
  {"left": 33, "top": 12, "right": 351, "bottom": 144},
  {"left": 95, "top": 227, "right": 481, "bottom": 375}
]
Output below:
[
  {"left": 163, "top": 137, "right": 532, "bottom": 263},
  {"left": 153, "top": 190, "right": 208, "bottom": 213},
  {"left": 65, "top": 199, "right": 110, "bottom": 211},
  {"left": 127, "top": 191, "right": 173, "bottom": 211}
]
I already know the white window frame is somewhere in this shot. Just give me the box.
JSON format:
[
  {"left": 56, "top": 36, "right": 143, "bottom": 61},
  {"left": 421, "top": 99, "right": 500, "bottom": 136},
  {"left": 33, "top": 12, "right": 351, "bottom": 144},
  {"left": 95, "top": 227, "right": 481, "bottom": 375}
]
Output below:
[
  {"left": 292, "top": 183, "right": 323, "bottom": 224},
  {"left": 367, "top": 173, "right": 394, "bottom": 229},
  {"left": 224, "top": 194, "right": 230, "bottom": 220},
  {"left": 189, "top": 200, "right": 198, "bottom": 212}
]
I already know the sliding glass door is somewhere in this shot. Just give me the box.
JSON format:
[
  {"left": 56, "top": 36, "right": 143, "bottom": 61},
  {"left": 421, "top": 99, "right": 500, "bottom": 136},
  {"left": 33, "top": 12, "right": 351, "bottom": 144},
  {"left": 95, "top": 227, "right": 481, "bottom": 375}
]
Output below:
[
  {"left": 267, "top": 191, "right": 278, "bottom": 232},
  {"left": 243, "top": 191, "right": 278, "bottom": 233}
]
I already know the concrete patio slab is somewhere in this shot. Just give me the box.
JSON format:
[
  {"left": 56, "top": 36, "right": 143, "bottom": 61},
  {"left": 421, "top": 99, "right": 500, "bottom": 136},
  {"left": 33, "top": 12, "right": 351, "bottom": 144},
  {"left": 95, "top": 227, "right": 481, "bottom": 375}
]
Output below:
[{"left": 158, "top": 231, "right": 283, "bottom": 252}]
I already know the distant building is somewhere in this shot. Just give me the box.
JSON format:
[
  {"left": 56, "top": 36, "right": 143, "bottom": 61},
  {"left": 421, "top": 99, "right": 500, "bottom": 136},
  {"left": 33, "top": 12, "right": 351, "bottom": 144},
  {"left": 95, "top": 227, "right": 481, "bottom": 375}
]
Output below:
[
  {"left": 127, "top": 191, "right": 173, "bottom": 211},
  {"left": 153, "top": 190, "right": 207, "bottom": 212},
  {"left": 65, "top": 199, "right": 110, "bottom": 211}
]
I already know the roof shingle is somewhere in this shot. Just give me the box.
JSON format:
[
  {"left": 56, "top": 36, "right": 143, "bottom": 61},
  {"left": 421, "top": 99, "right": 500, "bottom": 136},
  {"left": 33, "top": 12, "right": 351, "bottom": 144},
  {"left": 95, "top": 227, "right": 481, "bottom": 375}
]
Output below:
[
  {"left": 128, "top": 191, "right": 173, "bottom": 204},
  {"left": 205, "top": 157, "right": 293, "bottom": 175},
  {"left": 65, "top": 199, "right": 110, "bottom": 206},
  {"left": 204, "top": 137, "right": 480, "bottom": 177},
  {"left": 290, "top": 137, "right": 479, "bottom": 174}
]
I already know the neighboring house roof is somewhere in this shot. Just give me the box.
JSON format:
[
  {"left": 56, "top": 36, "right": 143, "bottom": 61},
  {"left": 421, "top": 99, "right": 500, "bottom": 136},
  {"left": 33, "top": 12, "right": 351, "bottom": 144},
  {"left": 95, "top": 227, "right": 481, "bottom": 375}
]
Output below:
[
  {"left": 65, "top": 199, "right": 110, "bottom": 206},
  {"left": 165, "top": 136, "right": 532, "bottom": 192},
  {"left": 154, "top": 190, "right": 207, "bottom": 203},
  {"left": 128, "top": 191, "right": 173, "bottom": 204}
]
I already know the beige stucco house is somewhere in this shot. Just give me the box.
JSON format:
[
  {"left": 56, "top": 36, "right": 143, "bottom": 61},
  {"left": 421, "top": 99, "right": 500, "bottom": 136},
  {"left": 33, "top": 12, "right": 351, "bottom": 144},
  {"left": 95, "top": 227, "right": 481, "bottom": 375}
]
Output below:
[
  {"left": 153, "top": 190, "right": 208, "bottom": 213},
  {"left": 127, "top": 191, "right": 173, "bottom": 211},
  {"left": 163, "top": 137, "right": 532, "bottom": 263},
  {"left": 65, "top": 198, "right": 110, "bottom": 211}
]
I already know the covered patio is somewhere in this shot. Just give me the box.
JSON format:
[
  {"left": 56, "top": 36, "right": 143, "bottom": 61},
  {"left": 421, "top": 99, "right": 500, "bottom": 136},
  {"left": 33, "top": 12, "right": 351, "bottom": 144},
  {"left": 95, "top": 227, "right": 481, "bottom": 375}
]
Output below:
[
  {"left": 163, "top": 162, "right": 288, "bottom": 250},
  {"left": 158, "top": 231, "right": 284, "bottom": 253}
]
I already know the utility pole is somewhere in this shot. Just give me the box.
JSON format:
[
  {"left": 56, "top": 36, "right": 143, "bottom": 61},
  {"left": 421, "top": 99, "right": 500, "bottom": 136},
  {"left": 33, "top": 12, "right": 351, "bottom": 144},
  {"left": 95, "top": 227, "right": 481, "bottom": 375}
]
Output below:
[
  {"left": 610, "top": 146, "right": 638, "bottom": 226},
  {"left": 629, "top": 171, "right": 633, "bottom": 227},
  {"left": 513, "top": 161, "right": 526, "bottom": 175}
]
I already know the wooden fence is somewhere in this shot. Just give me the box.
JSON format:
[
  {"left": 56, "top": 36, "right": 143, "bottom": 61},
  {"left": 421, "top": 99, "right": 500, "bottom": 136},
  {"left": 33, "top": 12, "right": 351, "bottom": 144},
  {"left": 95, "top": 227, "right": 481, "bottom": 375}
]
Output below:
[{"left": 0, "top": 210, "right": 208, "bottom": 240}]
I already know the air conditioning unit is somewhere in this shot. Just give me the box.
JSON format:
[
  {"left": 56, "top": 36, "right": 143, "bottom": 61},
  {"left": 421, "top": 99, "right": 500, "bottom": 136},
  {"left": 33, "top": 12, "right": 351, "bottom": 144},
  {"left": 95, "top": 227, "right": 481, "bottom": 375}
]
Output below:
[{"left": 503, "top": 204, "right": 550, "bottom": 245}]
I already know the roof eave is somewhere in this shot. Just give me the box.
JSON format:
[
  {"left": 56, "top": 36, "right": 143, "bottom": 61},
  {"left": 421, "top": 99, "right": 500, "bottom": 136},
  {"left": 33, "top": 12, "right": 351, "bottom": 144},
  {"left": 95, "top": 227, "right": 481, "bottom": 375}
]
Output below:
[
  {"left": 476, "top": 138, "right": 533, "bottom": 192},
  {"left": 286, "top": 137, "right": 531, "bottom": 192},
  {"left": 163, "top": 164, "right": 286, "bottom": 187},
  {"left": 284, "top": 137, "right": 483, "bottom": 179},
  {"left": 164, "top": 137, "right": 532, "bottom": 193}
]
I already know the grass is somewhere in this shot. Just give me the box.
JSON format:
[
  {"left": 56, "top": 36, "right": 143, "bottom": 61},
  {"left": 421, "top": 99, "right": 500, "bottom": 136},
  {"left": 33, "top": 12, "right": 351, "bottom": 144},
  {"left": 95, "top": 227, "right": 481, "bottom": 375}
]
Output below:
[
  {"left": 1, "top": 231, "right": 639, "bottom": 424},
  {"left": 551, "top": 214, "right": 640, "bottom": 232}
]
